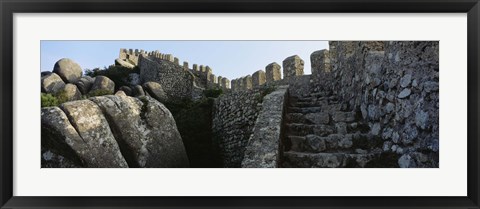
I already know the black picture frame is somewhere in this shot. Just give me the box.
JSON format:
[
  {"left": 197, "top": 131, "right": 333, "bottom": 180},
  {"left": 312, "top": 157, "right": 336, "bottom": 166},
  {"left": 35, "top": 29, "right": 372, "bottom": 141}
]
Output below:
[{"left": 1, "top": 0, "right": 479, "bottom": 208}]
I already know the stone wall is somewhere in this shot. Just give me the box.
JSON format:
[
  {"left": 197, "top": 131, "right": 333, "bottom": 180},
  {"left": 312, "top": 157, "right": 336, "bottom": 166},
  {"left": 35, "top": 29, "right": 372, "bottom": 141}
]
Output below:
[
  {"left": 138, "top": 55, "right": 197, "bottom": 102},
  {"left": 120, "top": 48, "right": 230, "bottom": 97},
  {"left": 310, "top": 41, "right": 439, "bottom": 167},
  {"left": 241, "top": 86, "right": 288, "bottom": 168},
  {"left": 212, "top": 90, "right": 264, "bottom": 167}
]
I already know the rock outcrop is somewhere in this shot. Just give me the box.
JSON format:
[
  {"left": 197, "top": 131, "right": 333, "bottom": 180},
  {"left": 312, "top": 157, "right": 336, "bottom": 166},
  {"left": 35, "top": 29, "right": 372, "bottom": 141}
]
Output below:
[
  {"left": 41, "top": 95, "right": 189, "bottom": 168},
  {"left": 91, "top": 95, "right": 188, "bottom": 167}
]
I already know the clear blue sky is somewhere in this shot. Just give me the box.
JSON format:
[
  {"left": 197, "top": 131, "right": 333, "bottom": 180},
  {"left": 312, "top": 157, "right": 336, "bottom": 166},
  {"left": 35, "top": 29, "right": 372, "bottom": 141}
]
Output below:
[{"left": 41, "top": 41, "right": 328, "bottom": 80}]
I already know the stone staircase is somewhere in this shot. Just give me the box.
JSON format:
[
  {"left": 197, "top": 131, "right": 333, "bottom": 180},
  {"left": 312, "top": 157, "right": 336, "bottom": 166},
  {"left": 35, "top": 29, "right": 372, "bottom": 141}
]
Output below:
[{"left": 281, "top": 92, "right": 382, "bottom": 168}]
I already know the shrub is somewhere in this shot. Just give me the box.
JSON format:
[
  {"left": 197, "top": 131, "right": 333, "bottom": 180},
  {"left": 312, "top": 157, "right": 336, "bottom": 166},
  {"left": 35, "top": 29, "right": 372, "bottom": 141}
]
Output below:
[
  {"left": 41, "top": 93, "right": 59, "bottom": 107},
  {"left": 87, "top": 89, "right": 113, "bottom": 97}
]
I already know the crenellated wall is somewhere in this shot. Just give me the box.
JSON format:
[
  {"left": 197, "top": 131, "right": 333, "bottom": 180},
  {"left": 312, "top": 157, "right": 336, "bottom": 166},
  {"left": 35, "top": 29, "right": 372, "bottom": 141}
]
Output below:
[{"left": 119, "top": 48, "right": 231, "bottom": 95}]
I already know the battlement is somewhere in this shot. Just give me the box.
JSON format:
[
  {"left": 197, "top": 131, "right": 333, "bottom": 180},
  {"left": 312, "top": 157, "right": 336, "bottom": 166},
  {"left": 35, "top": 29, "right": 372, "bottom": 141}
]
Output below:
[
  {"left": 119, "top": 48, "right": 230, "bottom": 91},
  {"left": 231, "top": 55, "right": 308, "bottom": 92}
]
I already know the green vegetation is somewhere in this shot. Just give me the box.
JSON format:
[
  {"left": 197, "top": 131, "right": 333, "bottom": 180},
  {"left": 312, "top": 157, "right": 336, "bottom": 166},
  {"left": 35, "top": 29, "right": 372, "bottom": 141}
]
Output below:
[
  {"left": 41, "top": 93, "right": 60, "bottom": 107},
  {"left": 203, "top": 88, "right": 223, "bottom": 98},
  {"left": 86, "top": 89, "right": 113, "bottom": 97},
  {"left": 41, "top": 90, "right": 71, "bottom": 107},
  {"left": 85, "top": 65, "right": 139, "bottom": 91}
]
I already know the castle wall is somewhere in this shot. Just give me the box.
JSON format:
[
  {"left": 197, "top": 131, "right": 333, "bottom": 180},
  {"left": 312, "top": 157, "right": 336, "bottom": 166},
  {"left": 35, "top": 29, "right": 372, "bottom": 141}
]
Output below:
[
  {"left": 310, "top": 41, "right": 439, "bottom": 167},
  {"left": 138, "top": 55, "right": 195, "bottom": 102},
  {"left": 119, "top": 48, "right": 230, "bottom": 95},
  {"left": 212, "top": 90, "right": 264, "bottom": 167}
]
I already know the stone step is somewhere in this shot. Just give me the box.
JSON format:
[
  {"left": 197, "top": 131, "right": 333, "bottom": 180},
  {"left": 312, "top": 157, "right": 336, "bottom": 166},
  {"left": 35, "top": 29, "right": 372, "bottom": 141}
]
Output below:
[
  {"left": 288, "top": 106, "right": 323, "bottom": 114},
  {"left": 331, "top": 111, "right": 357, "bottom": 123},
  {"left": 291, "top": 101, "right": 328, "bottom": 108},
  {"left": 285, "top": 113, "right": 309, "bottom": 124},
  {"left": 286, "top": 133, "right": 371, "bottom": 153},
  {"left": 282, "top": 151, "right": 374, "bottom": 168},
  {"left": 285, "top": 123, "right": 335, "bottom": 136}
]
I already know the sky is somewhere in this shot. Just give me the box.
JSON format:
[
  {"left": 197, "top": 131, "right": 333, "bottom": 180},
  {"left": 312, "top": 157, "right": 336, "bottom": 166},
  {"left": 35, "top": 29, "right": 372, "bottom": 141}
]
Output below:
[{"left": 41, "top": 41, "right": 328, "bottom": 80}]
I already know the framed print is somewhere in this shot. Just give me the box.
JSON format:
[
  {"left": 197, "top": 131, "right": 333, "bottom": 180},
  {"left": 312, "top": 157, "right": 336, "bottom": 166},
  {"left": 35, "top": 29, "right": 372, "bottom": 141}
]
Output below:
[{"left": 1, "top": 0, "right": 479, "bottom": 208}]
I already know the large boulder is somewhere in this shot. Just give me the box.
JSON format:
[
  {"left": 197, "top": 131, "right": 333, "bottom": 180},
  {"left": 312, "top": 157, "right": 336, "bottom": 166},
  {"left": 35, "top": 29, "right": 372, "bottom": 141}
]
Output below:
[
  {"left": 143, "top": 81, "right": 169, "bottom": 103},
  {"left": 133, "top": 85, "right": 145, "bottom": 97},
  {"left": 90, "top": 95, "right": 189, "bottom": 167},
  {"left": 41, "top": 106, "right": 128, "bottom": 168},
  {"left": 74, "top": 76, "right": 94, "bottom": 95},
  {"left": 58, "top": 83, "right": 82, "bottom": 101},
  {"left": 90, "top": 76, "right": 115, "bottom": 95},
  {"left": 59, "top": 100, "right": 129, "bottom": 167},
  {"left": 52, "top": 58, "right": 83, "bottom": 83},
  {"left": 41, "top": 73, "right": 65, "bottom": 94}
]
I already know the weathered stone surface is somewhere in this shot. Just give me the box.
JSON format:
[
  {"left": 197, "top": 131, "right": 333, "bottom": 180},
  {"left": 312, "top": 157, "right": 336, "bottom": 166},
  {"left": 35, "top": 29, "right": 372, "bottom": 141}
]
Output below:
[
  {"left": 242, "top": 75, "right": 253, "bottom": 90},
  {"left": 332, "top": 111, "right": 356, "bottom": 122},
  {"left": 305, "top": 135, "right": 327, "bottom": 152},
  {"left": 115, "top": 58, "right": 135, "bottom": 69},
  {"left": 139, "top": 56, "right": 194, "bottom": 102},
  {"left": 143, "top": 81, "right": 168, "bottom": 103},
  {"left": 304, "top": 112, "right": 329, "bottom": 124},
  {"left": 133, "top": 85, "right": 145, "bottom": 97},
  {"left": 59, "top": 100, "right": 128, "bottom": 167},
  {"left": 221, "top": 77, "right": 230, "bottom": 89},
  {"left": 311, "top": 49, "right": 331, "bottom": 79},
  {"left": 119, "top": 86, "right": 132, "bottom": 96},
  {"left": 42, "top": 106, "right": 127, "bottom": 168},
  {"left": 415, "top": 110, "right": 429, "bottom": 129},
  {"left": 41, "top": 107, "right": 85, "bottom": 167},
  {"left": 90, "top": 76, "right": 115, "bottom": 94},
  {"left": 265, "top": 62, "right": 281, "bottom": 83},
  {"left": 252, "top": 70, "right": 266, "bottom": 87},
  {"left": 59, "top": 83, "right": 82, "bottom": 101},
  {"left": 90, "top": 95, "right": 189, "bottom": 167},
  {"left": 398, "top": 88, "right": 411, "bottom": 99},
  {"left": 41, "top": 73, "right": 65, "bottom": 94},
  {"left": 74, "top": 76, "right": 94, "bottom": 95},
  {"left": 400, "top": 74, "right": 412, "bottom": 88},
  {"left": 398, "top": 154, "right": 416, "bottom": 168},
  {"left": 282, "top": 55, "right": 304, "bottom": 78},
  {"left": 213, "top": 88, "right": 264, "bottom": 167},
  {"left": 53, "top": 58, "right": 83, "bottom": 83},
  {"left": 128, "top": 73, "right": 141, "bottom": 86},
  {"left": 41, "top": 148, "right": 81, "bottom": 168},
  {"left": 115, "top": 90, "right": 127, "bottom": 96},
  {"left": 242, "top": 86, "right": 288, "bottom": 168}
]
